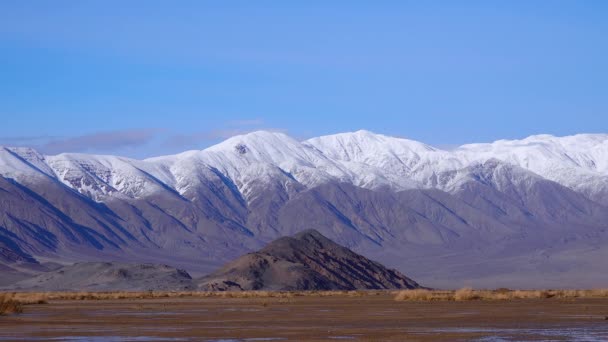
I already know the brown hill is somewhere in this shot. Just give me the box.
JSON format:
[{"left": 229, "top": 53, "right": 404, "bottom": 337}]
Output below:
[{"left": 198, "top": 229, "right": 421, "bottom": 291}]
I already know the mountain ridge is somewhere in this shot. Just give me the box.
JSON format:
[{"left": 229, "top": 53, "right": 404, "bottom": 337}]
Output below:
[
  {"left": 3, "top": 131, "right": 607, "bottom": 203},
  {"left": 1, "top": 130, "right": 608, "bottom": 288}
]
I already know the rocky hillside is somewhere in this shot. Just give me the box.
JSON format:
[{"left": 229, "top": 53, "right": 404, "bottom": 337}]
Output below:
[{"left": 199, "top": 230, "right": 421, "bottom": 291}]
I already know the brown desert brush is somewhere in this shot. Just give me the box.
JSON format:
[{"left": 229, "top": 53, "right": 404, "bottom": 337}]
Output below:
[{"left": 0, "top": 294, "right": 24, "bottom": 315}]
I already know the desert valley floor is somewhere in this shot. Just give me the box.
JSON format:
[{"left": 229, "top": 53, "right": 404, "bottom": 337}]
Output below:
[{"left": 1, "top": 293, "right": 608, "bottom": 341}]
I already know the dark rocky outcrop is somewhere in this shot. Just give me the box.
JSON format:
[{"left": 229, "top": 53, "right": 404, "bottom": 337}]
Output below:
[{"left": 198, "top": 230, "right": 421, "bottom": 291}]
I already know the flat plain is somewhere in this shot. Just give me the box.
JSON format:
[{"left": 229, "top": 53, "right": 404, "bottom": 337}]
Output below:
[{"left": 1, "top": 292, "right": 608, "bottom": 341}]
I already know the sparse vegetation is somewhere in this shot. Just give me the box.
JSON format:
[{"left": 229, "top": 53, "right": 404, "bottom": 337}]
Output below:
[
  {"left": 393, "top": 289, "right": 454, "bottom": 301},
  {"left": 393, "top": 288, "right": 608, "bottom": 301},
  {"left": 5, "top": 293, "right": 49, "bottom": 304},
  {"left": 2, "top": 288, "right": 608, "bottom": 308},
  {"left": 0, "top": 294, "right": 23, "bottom": 315},
  {"left": 0, "top": 290, "right": 384, "bottom": 303},
  {"left": 0, "top": 293, "right": 49, "bottom": 316},
  {"left": 454, "top": 287, "right": 481, "bottom": 301}
]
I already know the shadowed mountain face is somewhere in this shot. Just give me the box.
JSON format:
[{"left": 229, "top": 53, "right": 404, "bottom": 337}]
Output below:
[
  {"left": 1, "top": 132, "right": 608, "bottom": 288},
  {"left": 199, "top": 230, "right": 420, "bottom": 291}
]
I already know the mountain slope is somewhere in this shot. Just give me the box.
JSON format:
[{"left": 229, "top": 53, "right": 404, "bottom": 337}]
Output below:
[{"left": 5, "top": 262, "right": 195, "bottom": 291}]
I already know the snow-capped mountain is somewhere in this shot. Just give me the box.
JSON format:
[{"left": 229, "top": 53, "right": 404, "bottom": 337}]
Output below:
[
  {"left": 455, "top": 134, "right": 608, "bottom": 203},
  {"left": 1, "top": 130, "right": 608, "bottom": 288},
  {"left": 4, "top": 130, "right": 608, "bottom": 204}
]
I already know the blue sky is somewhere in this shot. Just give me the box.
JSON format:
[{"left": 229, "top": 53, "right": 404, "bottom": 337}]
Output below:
[{"left": 1, "top": 1, "right": 607, "bottom": 158}]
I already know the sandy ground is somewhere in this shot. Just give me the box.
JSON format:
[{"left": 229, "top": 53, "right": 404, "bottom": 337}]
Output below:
[{"left": 1, "top": 294, "right": 608, "bottom": 341}]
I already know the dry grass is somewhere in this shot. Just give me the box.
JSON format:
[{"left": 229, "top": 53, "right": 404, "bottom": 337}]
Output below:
[
  {"left": 0, "top": 290, "right": 384, "bottom": 302},
  {"left": 0, "top": 292, "right": 49, "bottom": 316},
  {"left": 393, "top": 288, "right": 608, "bottom": 302},
  {"left": 41, "top": 291, "right": 385, "bottom": 300},
  {"left": 0, "top": 294, "right": 24, "bottom": 315},
  {"left": 2, "top": 288, "right": 607, "bottom": 306},
  {"left": 5, "top": 293, "right": 49, "bottom": 304}
]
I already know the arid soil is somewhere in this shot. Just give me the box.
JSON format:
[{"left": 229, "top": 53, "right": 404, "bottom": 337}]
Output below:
[{"left": 1, "top": 294, "right": 608, "bottom": 341}]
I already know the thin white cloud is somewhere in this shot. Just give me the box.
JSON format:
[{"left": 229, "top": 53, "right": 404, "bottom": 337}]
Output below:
[
  {"left": 42, "top": 129, "right": 159, "bottom": 154},
  {"left": 0, "top": 119, "right": 286, "bottom": 156},
  {"left": 0, "top": 129, "right": 159, "bottom": 155},
  {"left": 0, "top": 135, "right": 59, "bottom": 144}
]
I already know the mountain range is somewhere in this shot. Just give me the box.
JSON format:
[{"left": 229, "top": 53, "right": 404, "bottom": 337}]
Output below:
[{"left": 2, "top": 130, "right": 608, "bottom": 288}]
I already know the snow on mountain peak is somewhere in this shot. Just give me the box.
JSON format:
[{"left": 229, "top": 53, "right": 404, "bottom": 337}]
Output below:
[
  {"left": 304, "top": 131, "right": 459, "bottom": 190},
  {"left": 457, "top": 133, "right": 608, "bottom": 174},
  {"left": 0, "top": 146, "right": 56, "bottom": 180},
  {"left": 453, "top": 133, "right": 608, "bottom": 202},
  {"left": 1, "top": 131, "right": 607, "bottom": 204},
  {"left": 199, "top": 130, "right": 350, "bottom": 192},
  {"left": 205, "top": 130, "right": 311, "bottom": 163},
  {"left": 305, "top": 130, "right": 438, "bottom": 161}
]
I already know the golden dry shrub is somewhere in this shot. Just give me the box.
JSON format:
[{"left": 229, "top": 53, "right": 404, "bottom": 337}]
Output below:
[
  {"left": 10, "top": 292, "right": 48, "bottom": 304},
  {"left": 582, "top": 289, "right": 608, "bottom": 298},
  {"left": 454, "top": 288, "right": 481, "bottom": 301},
  {"left": 0, "top": 294, "right": 23, "bottom": 315},
  {"left": 392, "top": 288, "right": 608, "bottom": 302},
  {"left": 4, "top": 288, "right": 607, "bottom": 302},
  {"left": 394, "top": 289, "right": 454, "bottom": 301}
]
